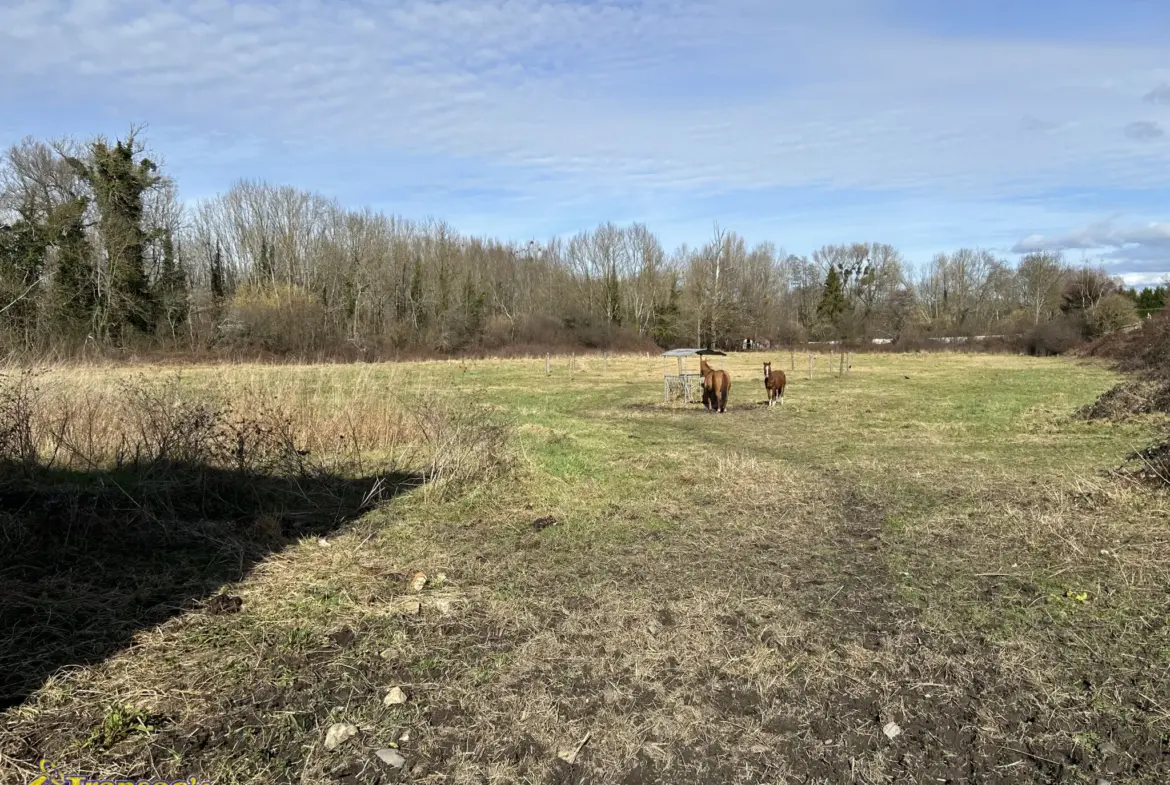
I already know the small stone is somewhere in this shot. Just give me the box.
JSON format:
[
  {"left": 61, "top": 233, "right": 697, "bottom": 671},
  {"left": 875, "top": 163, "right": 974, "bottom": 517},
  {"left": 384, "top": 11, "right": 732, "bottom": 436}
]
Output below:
[
  {"left": 1096, "top": 779, "right": 1112, "bottom": 785},
  {"left": 409, "top": 571, "right": 428, "bottom": 593},
  {"left": 318, "top": 538, "right": 331, "bottom": 548},
  {"left": 324, "top": 722, "right": 358, "bottom": 751},
  {"left": 375, "top": 748, "right": 407, "bottom": 768},
  {"left": 431, "top": 597, "right": 455, "bottom": 615},
  {"left": 389, "top": 599, "right": 421, "bottom": 616},
  {"left": 882, "top": 721, "right": 902, "bottom": 740},
  {"left": 384, "top": 687, "right": 408, "bottom": 706},
  {"left": 556, "top": 732, "right": 591, "bottom": 764},
  {"left": 398, "top": 730, "right": 411, "bottom": 742},
  {"left": 1098, "top": 741, "right": 1120, "bottom": 756}
]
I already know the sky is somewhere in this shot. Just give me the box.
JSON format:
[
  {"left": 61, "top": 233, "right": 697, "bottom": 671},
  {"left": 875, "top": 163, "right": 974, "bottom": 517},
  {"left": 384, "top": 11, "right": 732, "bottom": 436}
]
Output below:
[{"left": 2, "top": 0, "right": 1169, "bottom": 285}]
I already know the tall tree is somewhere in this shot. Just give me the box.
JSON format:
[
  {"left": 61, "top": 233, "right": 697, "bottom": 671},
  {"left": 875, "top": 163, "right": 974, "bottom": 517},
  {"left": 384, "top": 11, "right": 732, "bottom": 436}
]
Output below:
[
  {"left": 48, "top": 196, "right": 97, "bottom": 326},
  {"left": 817, "top": 265, "right": 847, "bottom": 333},
  {"left": 1016, "top": 251, "right": 1066, "bottom": 326},
  {"left": 209, "top": 240, "right": 226, "bottom": 302},
  {"left": 154, "top": 229, "right": 188, "bottom": 337},
  {"left": 65, "top": 132, "right": 162, "bottom": 338}
]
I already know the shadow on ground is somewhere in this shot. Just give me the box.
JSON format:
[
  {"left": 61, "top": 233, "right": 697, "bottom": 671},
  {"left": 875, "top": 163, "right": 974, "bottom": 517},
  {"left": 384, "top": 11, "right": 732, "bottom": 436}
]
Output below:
[{"left": 0, "top": 460, "right": 419, "bottom": 709}]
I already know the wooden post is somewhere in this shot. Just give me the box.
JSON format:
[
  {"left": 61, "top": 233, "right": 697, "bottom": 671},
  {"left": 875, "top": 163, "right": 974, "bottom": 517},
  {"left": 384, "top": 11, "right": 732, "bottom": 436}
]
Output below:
[
  {"left": 839, "top": 350, "right": 845, "bottom": 377},
  {"left": 845, "top": 352, "right": 851, "bottom": 375},
  {"left": 790, "top": 348, "right": 795, "bottom": 371},
  {"left": 570, "top": 354, "right": 574, "bottom": 381},
  {"left": 808, "top": 353, "right": 814, "bottom": 380},
  {"left": 604, "top": 351, "right": 609, "bottom": 372},
  {"left": 545, "top": 354, "right": 551, "bottom": 376}
]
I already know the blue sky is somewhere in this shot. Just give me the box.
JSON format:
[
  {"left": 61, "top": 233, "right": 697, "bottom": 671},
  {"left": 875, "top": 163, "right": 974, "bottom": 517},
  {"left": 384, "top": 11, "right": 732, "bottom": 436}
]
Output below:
[{"left": 2, "top": 0, "right": 1169, "bottom": 284}]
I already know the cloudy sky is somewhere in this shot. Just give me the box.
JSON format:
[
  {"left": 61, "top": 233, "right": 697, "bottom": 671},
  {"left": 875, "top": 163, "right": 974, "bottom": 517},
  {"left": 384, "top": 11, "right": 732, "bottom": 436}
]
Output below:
[{"left": 2, "top": 0, "right": 1169, "bottom": 283}]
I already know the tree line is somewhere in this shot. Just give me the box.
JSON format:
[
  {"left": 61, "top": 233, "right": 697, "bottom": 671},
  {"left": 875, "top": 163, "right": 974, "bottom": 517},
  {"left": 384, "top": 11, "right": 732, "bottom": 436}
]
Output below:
[{"left": 1, "top": 130, "right": 1163, "bottom": 359}]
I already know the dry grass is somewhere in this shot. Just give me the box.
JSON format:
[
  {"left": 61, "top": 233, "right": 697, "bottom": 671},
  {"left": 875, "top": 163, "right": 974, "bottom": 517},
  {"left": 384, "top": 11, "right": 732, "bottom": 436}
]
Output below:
[{"left": 3, "top": 351, "right": 1169, "bottom": 784}]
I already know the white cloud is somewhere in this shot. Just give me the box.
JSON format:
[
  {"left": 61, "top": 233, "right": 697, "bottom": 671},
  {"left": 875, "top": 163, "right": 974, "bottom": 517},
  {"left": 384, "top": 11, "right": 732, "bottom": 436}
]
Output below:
[
  {"left": 3, "top": 0, "right": 1170, "bottom": 278},
  {"left": 2, "top": 0, "right": 1169, "bottom": 201},
  {"left": 1012, "top": 219, "right": 1170, "bottom": 276},
  {"left": 1013, "top": 220, "right": 1170, "bottom": 253},
  {"left": 1119, "top": 271, "right": 1169, "bottom": 287}
]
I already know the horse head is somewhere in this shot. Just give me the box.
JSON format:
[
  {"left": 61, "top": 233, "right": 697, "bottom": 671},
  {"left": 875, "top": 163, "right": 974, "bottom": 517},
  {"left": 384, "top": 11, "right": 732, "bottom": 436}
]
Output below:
[{"left": 763, "top": 361, "right": 771, "bottom": 381}]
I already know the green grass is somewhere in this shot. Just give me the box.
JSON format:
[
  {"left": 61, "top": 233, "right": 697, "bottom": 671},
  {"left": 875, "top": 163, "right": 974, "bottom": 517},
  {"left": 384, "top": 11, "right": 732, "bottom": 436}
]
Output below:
[{"left": 3, "top": 351, "right": 1169, "bottom": 785}]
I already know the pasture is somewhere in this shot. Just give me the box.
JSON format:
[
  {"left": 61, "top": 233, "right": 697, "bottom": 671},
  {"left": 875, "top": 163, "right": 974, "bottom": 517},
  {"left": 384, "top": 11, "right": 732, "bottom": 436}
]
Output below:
[{"left": 2, "top": 352, "right": 1169, "bottom": 784}]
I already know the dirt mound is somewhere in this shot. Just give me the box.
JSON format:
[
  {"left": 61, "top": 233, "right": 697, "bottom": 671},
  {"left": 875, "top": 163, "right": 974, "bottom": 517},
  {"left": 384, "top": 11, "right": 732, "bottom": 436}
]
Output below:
[{"left": 1078, "top": 380, "right": 1170, "bottom": 421}]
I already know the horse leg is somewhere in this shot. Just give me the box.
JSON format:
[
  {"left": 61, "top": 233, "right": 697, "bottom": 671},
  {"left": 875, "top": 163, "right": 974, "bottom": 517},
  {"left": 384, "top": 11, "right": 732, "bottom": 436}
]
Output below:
[{"left": 719, "top": 383, "right": 728, "bottom": 413}]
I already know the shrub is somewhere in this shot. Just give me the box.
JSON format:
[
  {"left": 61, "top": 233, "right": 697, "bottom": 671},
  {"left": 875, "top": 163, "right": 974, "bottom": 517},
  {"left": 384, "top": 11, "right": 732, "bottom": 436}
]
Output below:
[
  {"left": 221, "top": 283, "right": 335, "bottom": 354},
  {"left": 1022, "top": 318, "right": 1082, "bottom": 356},
  {"left": 1087, "top": 294, "right": 1139, "bottom": 338}
]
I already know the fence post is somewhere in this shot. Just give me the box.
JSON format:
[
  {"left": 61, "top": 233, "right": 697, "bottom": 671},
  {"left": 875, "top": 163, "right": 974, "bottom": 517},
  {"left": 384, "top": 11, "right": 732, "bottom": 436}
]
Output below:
[
  {"left": 808, "top": 353, "right": 814, "bottom": 380},
  {"left": 790, "top": 348, "right": 795, "bottom": 371},
  {"left": 545, "top": 354, "right": 551, "bottom": 376},
  {"left": 604, "top": 351, "right": 609, "bottom": 372}
]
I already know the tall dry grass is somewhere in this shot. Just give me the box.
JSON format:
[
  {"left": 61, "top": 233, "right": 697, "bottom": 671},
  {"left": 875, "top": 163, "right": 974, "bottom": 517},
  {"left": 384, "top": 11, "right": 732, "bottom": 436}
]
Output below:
[{"left": 0, "top": 364, "right": 513, "bottom": 512}]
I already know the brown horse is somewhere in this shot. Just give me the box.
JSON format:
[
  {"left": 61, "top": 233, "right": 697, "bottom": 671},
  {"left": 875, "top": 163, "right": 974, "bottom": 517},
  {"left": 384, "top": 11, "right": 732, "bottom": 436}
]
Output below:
[
  {"left": 699, "top": 358, "right": 731, "bottom": 413},
  {"left": 763, "top": 361, "right": 786, "bottom": 407}
]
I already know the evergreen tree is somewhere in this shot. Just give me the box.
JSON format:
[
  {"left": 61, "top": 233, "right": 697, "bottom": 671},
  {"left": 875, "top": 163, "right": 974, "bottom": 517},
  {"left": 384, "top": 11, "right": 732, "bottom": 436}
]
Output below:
[
  {"left": 210, "top": 241, "right": 226, "bottom": 302},
  {"left": 603, "top": 265, "right": 622, "bottom": 327},
  {"left": 817, "top": 265, "right": 848, "bottom": 329},
  {"left": 66, "top": 134, "right": 161, "bottom": 337},
  {"left": 652, "top": 274, "right": 682, "bottom": 346},
  {"left": 0, "top": 219, "right": 47, "bottom": 337},
  {"left": 461, "top": 272, "right": 485, "bottom": 344},
  {"left": 153, "top": 229, "right": 188, "bottom": 335},
  {"left": 48, "top": 196, "right": 97, "bottom": 325},
  {"left": 255, "top": 237, "right": 274, "bottom": 283}
]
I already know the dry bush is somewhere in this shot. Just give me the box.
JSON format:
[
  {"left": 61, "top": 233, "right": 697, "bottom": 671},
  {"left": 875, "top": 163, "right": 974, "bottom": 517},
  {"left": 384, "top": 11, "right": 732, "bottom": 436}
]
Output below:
[
  {"left": 219, "top": 283, "right": 336, "bottom": 354},
  {"left": 1083, "top": 307, "right": 1170, "bottom": 379},
  {"left": 0, "top": 366, "right": 515, "bottom": 521},
  {"left": 0, "top": 368, "right": 42, "bottom": 472},
  {"left": 1117, "top": 437, "right": 1170, "bottom": 490},
  {"left": 1022, "top": 318, "right": 1082, "bottom": 356},
  {"left": 0, "top": 371, "right": 311, "bottom": 480},
  {"left": 405, "top": 393, "right": 514, "bottom": 499}
]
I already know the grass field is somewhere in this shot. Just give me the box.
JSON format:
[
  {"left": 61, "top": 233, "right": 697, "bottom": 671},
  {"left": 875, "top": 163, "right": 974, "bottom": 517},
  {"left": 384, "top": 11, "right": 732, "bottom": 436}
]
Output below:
[{"left": 2, "top": 352, "right": 1169, "bottom": 785}]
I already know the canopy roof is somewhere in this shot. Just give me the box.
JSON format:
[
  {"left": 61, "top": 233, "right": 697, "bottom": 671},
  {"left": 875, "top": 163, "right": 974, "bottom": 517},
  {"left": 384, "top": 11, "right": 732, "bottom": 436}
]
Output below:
[{"left": 660, "top": 348, "right": 727, "bottom": 357}]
